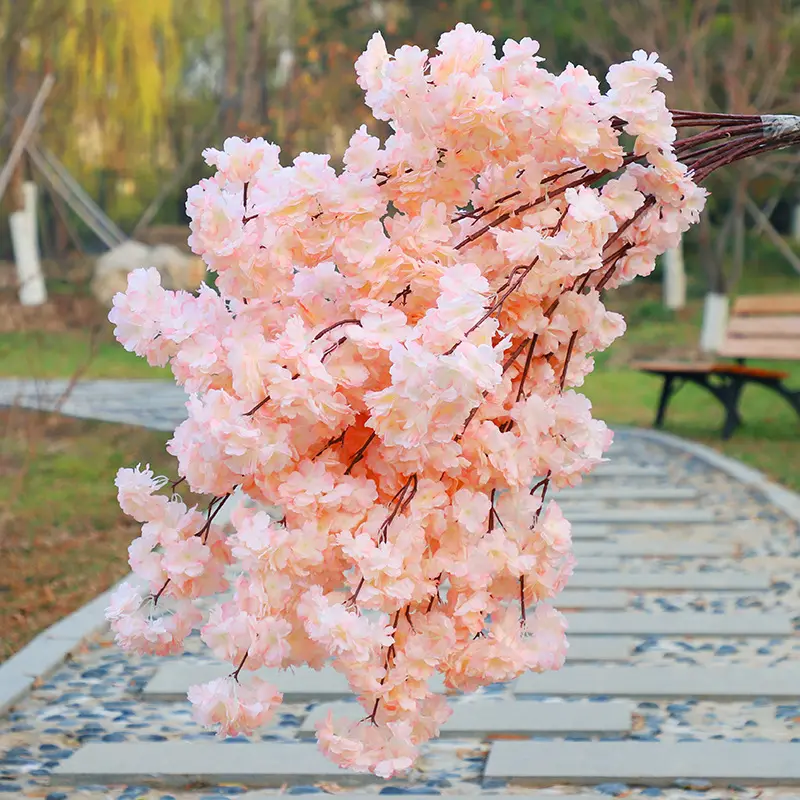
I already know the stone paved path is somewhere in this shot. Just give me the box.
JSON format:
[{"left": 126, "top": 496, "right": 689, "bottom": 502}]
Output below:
[
  {"left": 0, "top": 378, "right": 186, "bottom": 431},
  {"left": 1, "top": 381, "right": 799, "bottom": 799}
]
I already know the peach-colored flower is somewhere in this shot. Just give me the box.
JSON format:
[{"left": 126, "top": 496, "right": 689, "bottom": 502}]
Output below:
[{"left": 108, "top": 23, "right": 707, "bottom": 778}]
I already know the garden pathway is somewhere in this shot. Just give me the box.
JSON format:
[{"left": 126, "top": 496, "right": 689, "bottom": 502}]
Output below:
[
  {"left": 1, "top": 379, "right": 799, "bottom": 800},
  {"left": 0, "top": 378, "right": 185, "bottom": 431}
]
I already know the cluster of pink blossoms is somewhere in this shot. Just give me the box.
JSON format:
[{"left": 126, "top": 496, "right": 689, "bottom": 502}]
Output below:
[{"left": 107, "top": 24, "right": 706, "bottom": 777}]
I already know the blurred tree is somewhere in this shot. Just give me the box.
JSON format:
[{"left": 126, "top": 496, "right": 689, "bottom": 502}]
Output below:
[
  {"left": 578, "top": 0, "right": 800, "bottom": 296},
  {"left": 5, "top": 0, "right": 797, "bottom": 252},
  {"left": 0, "top": 0, "right": 186, "bottom": 171}
]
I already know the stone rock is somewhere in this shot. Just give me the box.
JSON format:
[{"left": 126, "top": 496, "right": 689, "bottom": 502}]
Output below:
[
  {"left": 149, "top": 245, "right": 206, "bottom": 291},
  {"left": 91, "top": 241, "right": 205, "bottom": 306}
]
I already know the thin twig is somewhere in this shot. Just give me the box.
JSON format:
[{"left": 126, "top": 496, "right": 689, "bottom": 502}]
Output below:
[
  {"left": 232, "top": 650, "right": 249, "bottom": 682},
  {"left": 244, "top": 395, "right": 270, "bottom": 416},
  {"left": 344, "top": 431, "right": 376, "bottom": 475}
]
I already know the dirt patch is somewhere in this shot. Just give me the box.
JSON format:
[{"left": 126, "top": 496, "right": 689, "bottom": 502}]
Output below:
[
  {"left": 0, "top": 407, "right": 199, "bottom": 660},
  {"left": 0, "top": 291, "right": 107, "bottom": 334},
  {"left": 0, "top": 255, "right": 110, "bottom": 334}
]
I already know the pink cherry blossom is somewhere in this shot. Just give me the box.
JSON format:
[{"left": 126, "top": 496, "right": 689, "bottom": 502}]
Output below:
[
  {"left": 188, "top": 676, "right": 282, "bottom": 737},
  {"left": 162, "top": 537, "right": 211, "bottom": 586},
  {"left": 107, "top": 25, "right": 716, "bottom": 778},
  {"left": 115, "top": 465, "right": 169, "bottom": 523},
  {"left": 105, "top": 581, "right": 144, "bottom": 622}
]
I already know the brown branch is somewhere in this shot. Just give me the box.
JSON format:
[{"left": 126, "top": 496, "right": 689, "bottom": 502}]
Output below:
[
  {"left": 454, "top": 171, "right": 601, "bottom": 252},
  {"left": 312, "top": 318, "right": 361, "bottom": 342},
  {"left": 488, "top": 488, "right": 498, "bottom": 533},
  {"left": 153, "top": 579, "right": 170, "bottom": 606},
  {"left": 345, "top": 577, "right": 365, "bottom": 608},
  {"left": 321, "top": 336, "right": 347, "bottom": 362},
  {"left": 314, "top": 430, "right": 347, "bottom": 459},
  {"left": 426, "top": 573, "right": 443, "bottom": 612},
  {"left": 603, "top": 196, "right": 656, "bottom": 251},
  {"left": 671, "top": 110, "right": 760, "bottom": 123},
  {"left": 231, "top": 650, "right": 249, "bottom": 682},
  {"left": 396, "top": 474, "right": 418, "bottom": 520},
  {"left": 344, "top": 431, "right": 376, "bottom": 475},
  {"left": 443, "top": 257, "right": 540, "bottom": 356},
  {"left": 389, "top": 285, "right": 412, "bottom": 306},
  {"left": 194, "top": 491, "right": 234, "bottom": 543},
  {"left": 378, "top": 474, "right": 417, "bottom": 543},
  {"left": 530, "top": 477, "right": 548, "bottom": 496},
  {"left": 245, "top": 395, "right": 271, "bottom": 416},
  {"left": 591, "top": 243, "right": 634, "bottom": 293},
  {"left": 558, "top": 332, "right": 579, "bottom": 392},
  {"left": 675, "top": 121, "right": 766, "bottom": 153},
  {"left": 241, "top": 182, "right": 252, "bottom": 225},
  {"left": 515, "top": 334, "right": 539, "bottom": 403}
]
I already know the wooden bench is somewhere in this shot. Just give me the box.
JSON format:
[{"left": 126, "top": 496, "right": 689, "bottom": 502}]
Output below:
[{"left": 636, "top": 294, "right": 800, "bottom": 439}]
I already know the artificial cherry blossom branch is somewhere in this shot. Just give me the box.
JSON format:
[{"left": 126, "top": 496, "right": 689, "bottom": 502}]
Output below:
[{"left": 105, "top": 30, "right": 800, "bottom": 779}]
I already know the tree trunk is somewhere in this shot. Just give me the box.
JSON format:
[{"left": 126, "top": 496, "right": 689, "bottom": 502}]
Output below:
[
  {"left": 3, "top": 2, "right": 26, "bottom": 210},
  {"left": 791, "top": 203, "right": 800, "bottom": 244},
  {"left": 663, "top": 240, "right": 686, "bottom": 310},
  {"left": 221, "top": 0, "right": 240, "bottom": 137},
  {"left": 697, "top": 211, "right": 730, "bottom": 353},
  {"left": 240, "top": 0, "right": 267, "bottom": 132},
  {"left": 268, "top": 0, "right": 295, "bottom": 149},
  {"left": 728, "top": 181, "right": 746, "bottom": 292},
  {"left": 699, "top": 211, "right": 726, "bottom": 294}
]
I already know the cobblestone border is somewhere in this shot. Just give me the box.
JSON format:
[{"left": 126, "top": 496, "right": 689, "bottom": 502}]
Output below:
[
  {"left": 624, "top": 427, "right": 800, "bottom": 525},
  {"left": 0, "top": 580, "right": 124, "bottom": 716}
]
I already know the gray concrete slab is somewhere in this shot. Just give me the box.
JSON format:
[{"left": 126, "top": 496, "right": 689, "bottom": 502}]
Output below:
[
  {"left": 0, "top": 579, "right": 118, "bottom": 715},
  {"left": 565, "top": 611, "right": 793, "bottom": 637},
  {"left": 575, "top": 557, "right": 623, "bottom": 571},
  {"left": 515, "top": 665, "right": 800, "bottom": 699},
  {"left": 144, "top": 664, "right": 368, "bottom": 703},
  {"left": 574, "top": 540, "right": 732, "bottom": 559},
  {"left": 567, "top": 571, "right": 770, "bottom": 591},
  {"left": 0, "top": 674, "right": 34, "bottom": 717},
  {"left": 584, "top": 464, "right": 667, "bottom": 479},
  {"left": 633, "top": 427, "right": 800, "bottom": 529},
  {"left": 51, "top": 742, "right": 372, "bottom": 787},
  {"left": 143, "top": 639, "right": 633, "bottom": 702},
  {"left": 484, "top": 741, "right": 800, "bottom": 785},
  {"left": 555, "top": 590, "right": 628, "bottom": 609},
  {"left": 566, "top": 509, "right": 718, "bottom": 524},
  {"left": 566, "top": 637, "right": 633, "bottom": 661},
  {"left": 570, "top": 525, "right": 613, "bottom": 540},
  {"left": 299, "top": 699, "right": 633, "bottom": 738},
  {"left": 244, "top": 795, "right": 604, "bottom": 800},
  {"left": 555, "top": 487, "right": 698, "bottom": 501}
]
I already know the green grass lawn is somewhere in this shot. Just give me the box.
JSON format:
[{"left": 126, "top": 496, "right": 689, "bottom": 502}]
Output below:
[
  {"left": 584, "top": 275, "right": 800, "bottom": 491},
  {"left": 0, "top": 407, "right": 200, "bottom": 660},
  {"left": 584, "top": 363, "right": 800, "bottom": 491},
  {"left": 0, "top": 330, "right": 168, "bottom": 380},
  {"left": 1, "top": 277, "right": 798, "bottom": 492}
]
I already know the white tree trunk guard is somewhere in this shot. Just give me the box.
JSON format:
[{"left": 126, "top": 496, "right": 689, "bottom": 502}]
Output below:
[
  {"left": 699, "top": 292, "right": 729, "bottom": 353},
  {"left": 11, "top": 181, "right": 47, "bottom": 306}
]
